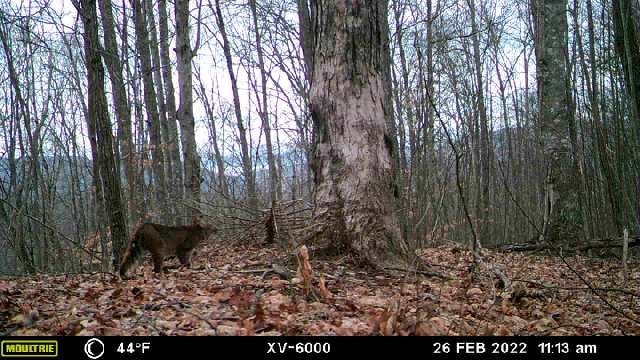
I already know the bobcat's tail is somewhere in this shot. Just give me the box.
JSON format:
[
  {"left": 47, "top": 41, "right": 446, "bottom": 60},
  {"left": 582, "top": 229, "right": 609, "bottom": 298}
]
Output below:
[{"left": 119, "top": 220, "right": 145, "bottom": 279}]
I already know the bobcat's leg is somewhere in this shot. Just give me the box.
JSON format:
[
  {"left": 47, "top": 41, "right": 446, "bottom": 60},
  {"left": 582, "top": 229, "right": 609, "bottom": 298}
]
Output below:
[
  {"left": 177, "top": 249, "right": 192, "bottom": 268},
  {"left": 151, "top": 251, "right": 164, "bottom": 273}
]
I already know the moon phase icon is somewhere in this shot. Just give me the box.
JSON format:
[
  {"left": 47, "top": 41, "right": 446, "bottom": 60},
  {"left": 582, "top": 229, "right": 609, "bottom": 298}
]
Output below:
[{"left": 84, "top": 338, "right": 105, "bottom": 359}]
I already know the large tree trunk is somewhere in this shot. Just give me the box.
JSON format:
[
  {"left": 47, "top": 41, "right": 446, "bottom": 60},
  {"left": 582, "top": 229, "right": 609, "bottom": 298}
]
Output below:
[
  {"left": 309, "top": 0, "right": 406, "bottom": 266},
  {"left": 132, "top": 0, "right": 169, "bottom": 221},
  {"left": 533, "top": 0, "right": 581, "bottom": 242},
  {"left": 79, "top": 0, "right": 128, "bottom": 270},
  {"left": 175, "top": 0, "right": 201, "bottom": 220}
]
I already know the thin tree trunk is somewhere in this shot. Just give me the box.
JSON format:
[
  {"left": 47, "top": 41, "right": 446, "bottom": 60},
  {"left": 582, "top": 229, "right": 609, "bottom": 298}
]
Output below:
[
  {"left": 145, "top": 0, "right": 174, "bottom": 213},
  {"left": 612, "top": 0, "right": 640, "bottom": 232},
  {"left": 175, "top": 0, "right": 201, "bottom": 220},
  {"left": 212, "top": 0, "right": 257, "bottom": 209},
  {"left": 249, "top": 0, "right": 280, "bottom": 202},
  {"left": 158, "top": 0, "right": 184, "bottom": 209},
  {"left": 79, "top": 0, "right": 128, "bottom": 270},
  {"left": 576, "top": 0, "right": 618, "bottom": 235},
  {"left": 196, "top": 72, "right": 227, "bottom": 196},
  {"left": 132, "top": 0, "right": 168, "bottom": 221},
  {"left": 296, "top": 0, "right": 313, "bottom": 83},
  {"left": 469, "top": 0, "right": 490, "bottom": 248},
  {"left": 98, "top": 0, "right": 136, "bottom": 223}
]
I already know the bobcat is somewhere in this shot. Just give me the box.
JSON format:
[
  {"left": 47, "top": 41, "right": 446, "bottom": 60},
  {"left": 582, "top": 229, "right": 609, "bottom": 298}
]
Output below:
[{"left": 119, "top": 218, "right": 217, "bottom": 279}]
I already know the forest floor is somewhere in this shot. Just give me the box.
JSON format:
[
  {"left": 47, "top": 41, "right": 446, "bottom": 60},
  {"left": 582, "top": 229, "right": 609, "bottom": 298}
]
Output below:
[{"left": 1, "top": 243, "right": 639, "bottom": 336}]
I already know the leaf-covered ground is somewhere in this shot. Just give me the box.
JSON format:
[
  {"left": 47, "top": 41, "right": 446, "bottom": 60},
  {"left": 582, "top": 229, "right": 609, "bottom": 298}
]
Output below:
[{"left": 1, "top": 244, "right": 639, "bottom": 335}]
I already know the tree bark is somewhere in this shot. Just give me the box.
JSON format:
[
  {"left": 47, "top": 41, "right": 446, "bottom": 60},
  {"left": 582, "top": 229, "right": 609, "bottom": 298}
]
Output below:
[
  {"left": 144, "top": 0, "right": 174, "bottom": 213},
  {"left": 175, "top": 0, "right": 201, "bottom": 220},
  {"left": 79, "top": 0, "right": 128, "bottom": 270},
  {"left": 98, "top": 0, "right": 136, "bottom": 222},
  {"left": 296, "top": 0, "right": 314, "bottom": 83},
  {"left": 132, "top": 0, "right": 169, "bottom": 221},
  {"left": 469, "top": 0, "right": 491, "bottom": 248},
  {"left": 309, "top": 0, "right": 407, "bottom": 266},
  {"left": 533, "top": 0, "right": 581, "bottom": 242},
  {"left": 158, "top": 0, "right": 185, "bottom": 208}
]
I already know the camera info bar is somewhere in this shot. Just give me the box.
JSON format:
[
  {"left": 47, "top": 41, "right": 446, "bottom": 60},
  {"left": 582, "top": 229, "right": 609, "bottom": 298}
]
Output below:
[{"left": 0, "top": 336, "right": 628, "bottom": 359}]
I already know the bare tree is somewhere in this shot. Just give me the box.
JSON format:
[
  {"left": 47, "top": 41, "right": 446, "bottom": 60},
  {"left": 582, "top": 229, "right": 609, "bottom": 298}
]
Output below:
[
  {"left": 175, "top": 0, "right": 201, "bottom": 219},
  {"left": 249, "top": 0, "right": 281, "bottom": 202},
  {"left": 158, "top": 0, "right": 185, "bottom": 209},
  {"left": 145, "top": 0, "right": 174, "bottom": 211},
  {"left": 132, "top": 0, "right": 169, "bottom": 221},
  {"left": 469, "top": 0, "right": 491, "bottom": 247},
  {"left": 98, "top": 0, "right": 136, "bottom": 222},
  {"left": 212, "top": 0, "right": 257, "bottom": 209},
  {"left": 309, "top": 0, "right": 407, "bottom": 265},
  {"left": 78, "top": 0, "right": 127, "bottom": 269},
  {"left": 612, "top": 0, "right": 640, "bottom": 233},
  {"left": 533, "top": 0, "right": 581, "bottom": 242}
]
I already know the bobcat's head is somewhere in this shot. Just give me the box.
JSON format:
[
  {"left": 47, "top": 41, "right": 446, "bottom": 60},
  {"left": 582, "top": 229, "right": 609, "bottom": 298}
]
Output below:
[{"left": 193, "top": 215, "right": 218, "bottom": 240}]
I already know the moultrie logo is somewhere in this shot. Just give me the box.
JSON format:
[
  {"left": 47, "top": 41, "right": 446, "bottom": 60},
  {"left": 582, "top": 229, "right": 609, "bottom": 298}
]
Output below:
[{"left": 1, "top": 340, "right": 58, "bottom": 358}]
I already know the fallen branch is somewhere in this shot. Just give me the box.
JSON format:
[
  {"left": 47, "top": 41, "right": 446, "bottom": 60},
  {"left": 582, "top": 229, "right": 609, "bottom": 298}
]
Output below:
[
  {"left": 383, "top": 266, "right": 450, "bottom": 280},
  {"left": 500, "top": 235, "right": 640, "bottom": 253},
  {"left": 232, "top": 264, "right": 293, "bottom": 280},
  {"left": 512, "top": 279, "right": 640, "bottom": 297}
]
